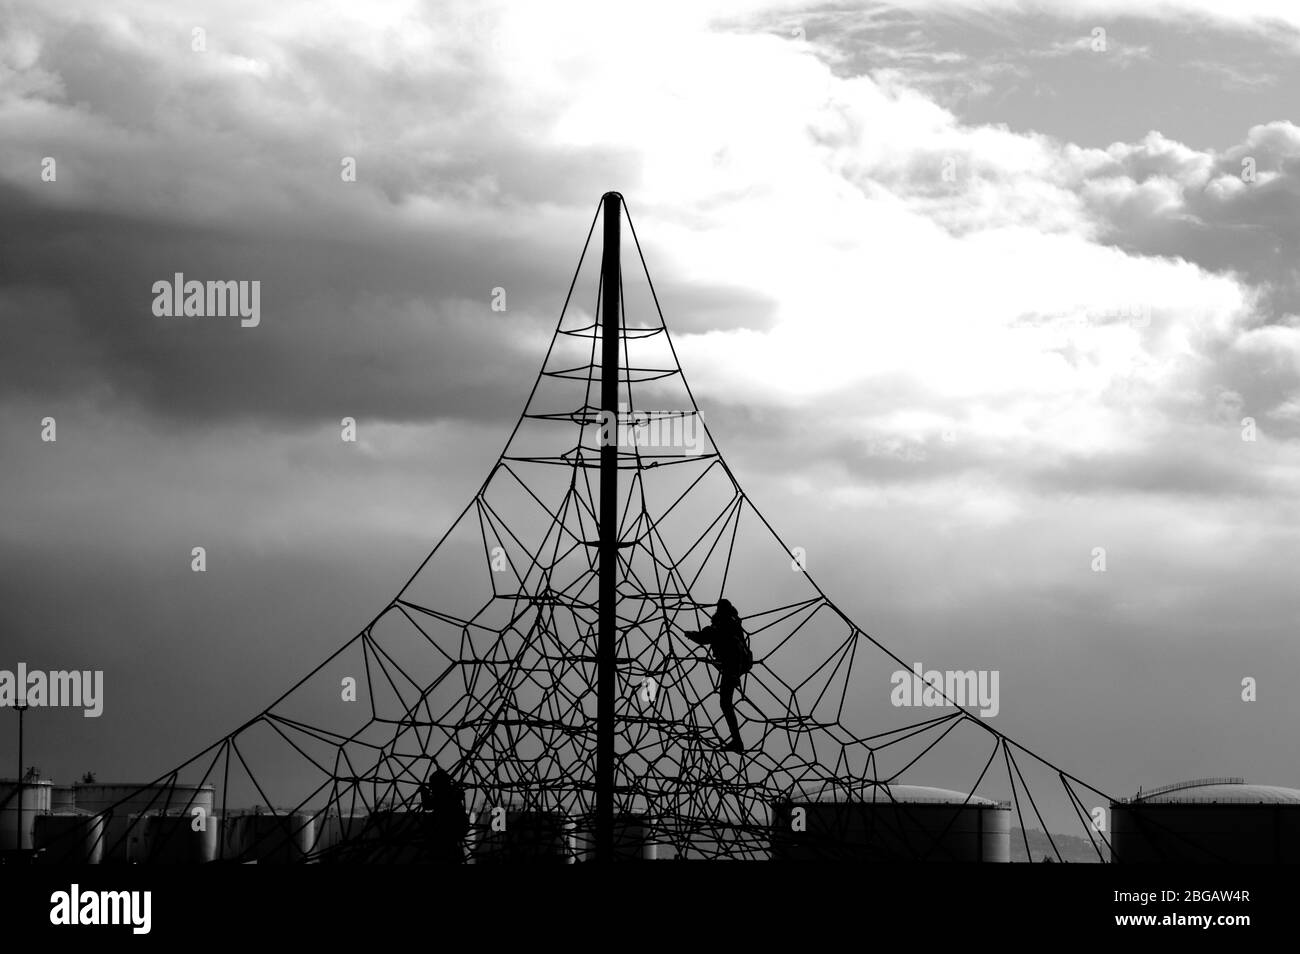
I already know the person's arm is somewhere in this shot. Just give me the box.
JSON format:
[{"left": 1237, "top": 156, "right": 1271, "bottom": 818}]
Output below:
[{"left": 684, "top": 625, "right": 713, "bottom": 646}]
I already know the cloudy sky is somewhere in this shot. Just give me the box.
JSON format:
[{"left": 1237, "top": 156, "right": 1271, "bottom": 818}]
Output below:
[{"left": 2, "top": 0, "right": 1298, "bottom": 806}]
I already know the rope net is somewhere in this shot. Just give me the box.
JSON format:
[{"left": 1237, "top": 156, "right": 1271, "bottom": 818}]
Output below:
[{"left": 46, "top": 196, "right": 1118, "bottom": 863}]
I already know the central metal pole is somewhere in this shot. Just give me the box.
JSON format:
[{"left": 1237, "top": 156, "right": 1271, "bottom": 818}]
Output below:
[
  {"left": 16, "top": 705, "right": 26, "bottom": 853},
  {"left": 596, "top": 191, "right": 621, "bottom": 862}
]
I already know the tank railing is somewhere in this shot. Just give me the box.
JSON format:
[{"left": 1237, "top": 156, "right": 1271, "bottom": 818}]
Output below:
[
  {"left": 1126, "top": 777, "right": 1245, "bottom": 802},
  {"left": 1121, "top": 795, "right": 1293, "bottom": 805}
]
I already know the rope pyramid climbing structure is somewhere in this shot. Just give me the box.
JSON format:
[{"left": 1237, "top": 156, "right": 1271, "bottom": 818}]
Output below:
[{"left": 50, "top": 193, "right": 1122, "bottom": 864}]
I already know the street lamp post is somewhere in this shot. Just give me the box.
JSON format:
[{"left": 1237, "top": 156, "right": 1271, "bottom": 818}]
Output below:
[{"left": 14, "top": 704, "right": 27, "bottom": 854}]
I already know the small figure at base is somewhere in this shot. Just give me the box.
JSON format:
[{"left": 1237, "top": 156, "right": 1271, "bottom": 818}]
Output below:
[{"left": 418, "top": 764, "right": 470, "bottom": 862}]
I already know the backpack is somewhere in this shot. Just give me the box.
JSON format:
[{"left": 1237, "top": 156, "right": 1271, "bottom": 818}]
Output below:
[
  {"left": 717, "top": 615, "right": 753, "bottom": 675},
  {"left": 737, "top": 627, "right": 753, "bottom": 674}
]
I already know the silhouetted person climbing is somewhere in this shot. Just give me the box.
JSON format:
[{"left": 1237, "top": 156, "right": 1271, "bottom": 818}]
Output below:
[
  {"left": 419, "top": 765, "right": 469, "bottom": 862},
  {"left": 685, "top": 598, "right": 752, "bottom": 754}
]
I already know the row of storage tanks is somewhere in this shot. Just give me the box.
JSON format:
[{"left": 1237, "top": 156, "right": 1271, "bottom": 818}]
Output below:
[
  {"left": 0, "top": 780, "right": 652, "bottom": 863},
  {"left": 771, "top": 778, "right": 1300, "bottom": 863},
  {"left": 0, "top": 779, "right": 1015, "bottom": 862},
  {"left": 0, "top": 780, "right": 657, "bottom": 863},
  {"left": 0, "top": 781, "right": 323, "bottom": 863},
  {"left": 4, "top": 777, "right": 1298, "bottom": 862}
]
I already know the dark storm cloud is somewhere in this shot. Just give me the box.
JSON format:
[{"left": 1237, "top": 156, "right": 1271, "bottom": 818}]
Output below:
[
  {"left": 0, "top": 5, "right": 778, "bottom": 430},
  {"left": 0, "top": 185, "right": 544, "bottom": 427},
  {"left": 0, "top": 185, "right": 772, "bottom": 430}
]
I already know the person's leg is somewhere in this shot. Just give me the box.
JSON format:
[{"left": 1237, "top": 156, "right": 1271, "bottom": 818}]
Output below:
[{"left": 719, "top": 673, "right": 742, "bottom": 750}]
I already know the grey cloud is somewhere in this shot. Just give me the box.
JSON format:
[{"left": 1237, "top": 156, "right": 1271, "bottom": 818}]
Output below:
[{"left": 1073, "top": 123, "right": 1300, "bottom": 437}]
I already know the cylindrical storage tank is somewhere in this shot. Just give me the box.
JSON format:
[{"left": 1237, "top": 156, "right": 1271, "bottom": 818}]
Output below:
[
  {"left": 34, "top": 812, "right": 106, "bottom": 864},
  {"left": 73, "top": 783, "right": 215, "bottom": 863},
  {"left": 131, "top": 811, "right": 218, "bottom": 864},
  {"left": 574, "top": 814, "right": 659, "bottom": 861},
  {"left": 770, "top": 784, "right": 1010, "bottom": 862},
  {"left": 1111, "top": 779, "right": 1300, "bottom": 864},
  {"left": 471, "top": 809, "right": 575, "bottom": 863},
  {"left": 52, "top": 786, "right": 77, "bottom": 813},
  {"left": 0, "top": 779, "right": 53, "bottom": 851},
  {"left": 220, "top": 811, "right": 317, "bottom": 863}
]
